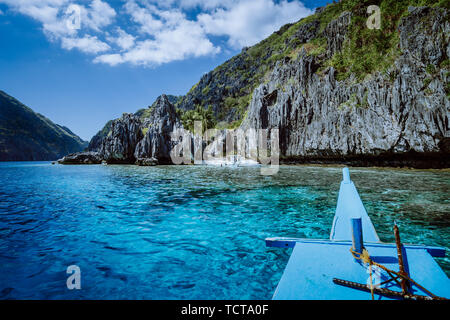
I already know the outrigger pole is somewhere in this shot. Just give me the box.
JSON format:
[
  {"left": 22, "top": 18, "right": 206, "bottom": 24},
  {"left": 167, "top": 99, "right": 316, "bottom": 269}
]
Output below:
[{"left": 334, "top": 224, "right": 448, "bottom": 301}]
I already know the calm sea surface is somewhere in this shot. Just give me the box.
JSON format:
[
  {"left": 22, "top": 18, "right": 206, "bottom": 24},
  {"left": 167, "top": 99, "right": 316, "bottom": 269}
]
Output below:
[{"left": 0, "top": 162, "right": 448, "bottom": 299}]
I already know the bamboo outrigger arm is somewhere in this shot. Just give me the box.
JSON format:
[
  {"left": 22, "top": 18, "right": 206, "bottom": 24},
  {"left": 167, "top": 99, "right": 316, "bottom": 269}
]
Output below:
[
  {"left": 333, "top": 224, "right": 449, "bottom": 301},
  {"left": 265, "top": 237, "right": 446, "bottom": 257},
  {"left": 332, "top": 278, "right": 447, "bottom": 301}
]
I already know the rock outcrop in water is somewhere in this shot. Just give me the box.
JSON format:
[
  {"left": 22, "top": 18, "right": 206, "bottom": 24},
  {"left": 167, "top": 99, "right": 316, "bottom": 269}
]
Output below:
[
  {"left": 69, "top": 95, "right": 182, "bottom": 165},
  {"left": 100, "top": 113, "right": 144, "bottom": 164},
  {"left": 65, "top": 2, "right": 449, "bottom": 168},
  {"left": 135, "top": 157, "right": 158, "bottom": 166},
  {"left": 88, "top": 120, "right": 113, "bottom": 152},
  {"left": 134, "top": 95, "right": 182, "bottom": 164},
  {"left": 58, "top": 151, "right": 102, "bottom": 164},
  {"left": 242, "top": 6, "right": 449, "bottom": 168}
]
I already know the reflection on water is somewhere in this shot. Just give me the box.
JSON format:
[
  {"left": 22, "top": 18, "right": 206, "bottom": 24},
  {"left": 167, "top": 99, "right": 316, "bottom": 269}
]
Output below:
[{"left": 0, "top": 162, "right": 448, "bottom": 299}]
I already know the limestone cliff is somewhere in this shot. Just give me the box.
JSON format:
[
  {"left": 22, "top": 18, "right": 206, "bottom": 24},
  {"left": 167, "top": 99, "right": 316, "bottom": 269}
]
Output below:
[
  {"left": 241, "top": 6, "right": 449, "bottom": 168},
  {"left": 99, "top": 113, "right": 143, "bottom": 164},
  {"left": 134, "top": 95, "right": 182, "bottom": 164},
  {"left": 75, "top": 1, "right": 449, "bottom": 168}
]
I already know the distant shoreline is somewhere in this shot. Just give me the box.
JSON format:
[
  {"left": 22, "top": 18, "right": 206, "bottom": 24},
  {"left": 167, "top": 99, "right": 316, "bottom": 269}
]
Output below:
[
  {"left": 279, "top": 153, "right": 450, "bottom": 170},
  {"left": 1, "top": 159, "right": 449, "bottom": 172},
  {"left": 279, "top": 163, "right": 450, "bottom": 173}
]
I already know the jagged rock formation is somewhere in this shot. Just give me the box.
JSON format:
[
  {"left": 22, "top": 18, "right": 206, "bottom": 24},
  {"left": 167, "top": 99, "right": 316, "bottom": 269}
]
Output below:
[
  {"left": 399, "top": 6, "right": 449, "bottom": 65},
  {"left": 324, "top": 11, "right": 352, "bottom": 58},
  {"left": 242, "top": 6, "right": 449, "bottom": 168},
  {"left": 135, "top": 157, "right": 158, "bottom": 166},
  {"left": 69, "top": 1, "right": 449, "bottom": 168},
  {"left": 100, "top": 113, "right": 143, "bottom": 164},
  {"left": 175, "top": 51, "right": 259, "bottom": 123},
  {"left": 134, "top": 95, "right": 182, "bottom": 164},
  {"left": 0, "top": 90, "right": 87, "bottom": 161},
  {"left": 67, "top": 95, "right": 182, "bottom": 165},
  {"left": 287, "top": 20, "right": 319, "bottom": 47},
  {"left": 58, "top": 152, "right": 102, "bottom": 164},
  {"left": 88, "top": 95, "right": 182, "bottom": 153},
  {"left": 88, "top": 120, "right": 112, "bottom": 152}
]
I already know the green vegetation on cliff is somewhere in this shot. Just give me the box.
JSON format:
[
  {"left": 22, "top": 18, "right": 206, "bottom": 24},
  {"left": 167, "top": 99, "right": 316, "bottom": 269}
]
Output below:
[
  {"left": 135, "top": 94, "right": 182, "bottom": 119},
  {"left": 0, "top": 90, "right": 88, "bottom": 161},
  {"left": 88, "top": 0, "right": 448, "bottom": 149},
  {"left": 174, "top": 0, "right": 448, "bottom": 127},
  {"left": 180, "top": 105, "right": 216, "bottom": 133}
]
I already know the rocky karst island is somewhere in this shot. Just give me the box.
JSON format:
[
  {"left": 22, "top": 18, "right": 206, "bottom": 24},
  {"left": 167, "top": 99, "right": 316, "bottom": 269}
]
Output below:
[
  {"left": 0, "top": 0, "right": 449, "bottom": 302},
  {"left": 57, "top": 3, "right": 449, "bottom": 168}
]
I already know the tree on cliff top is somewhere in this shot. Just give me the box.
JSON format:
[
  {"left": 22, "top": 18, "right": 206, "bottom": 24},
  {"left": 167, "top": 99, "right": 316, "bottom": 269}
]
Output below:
[{"left": 180, "top": 105, "right": 216, "bottom": 133}]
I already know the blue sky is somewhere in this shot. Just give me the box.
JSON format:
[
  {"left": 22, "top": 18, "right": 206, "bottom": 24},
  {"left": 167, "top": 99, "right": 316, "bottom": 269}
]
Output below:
[{"left": 0, "top": 0, "right": 331, "bottom": 141}]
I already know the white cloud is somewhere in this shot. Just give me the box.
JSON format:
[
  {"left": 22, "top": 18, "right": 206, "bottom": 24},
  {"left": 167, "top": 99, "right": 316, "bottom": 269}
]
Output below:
[
  {"left": 0, "top": 0, "right": 116, "bottom": 40},
  {"left": 61, "top": 35, "right": 110, "bottom": 54},
  {"left": 0, "top": 0, "right": 72, "bottom": 38},
  {"left": 150, "top": 0, "right": 236, "bottom": 10},
  {"left": 119, "top": 0, "right": 220, "bottom": 66},
  {"left": 0, "top": 0, "right": 117, "bottom": 59},
  {"left": 124, "top": 21, "right": 219, "bottom": 65},
  {"left": 94, "top": 53, "right": 123, "bottom": 66},
  {"left": 107, "top": 28, "right": 136, "bottom": 51},
  {"left": 115, "top": 0, "right": 312, "bottom": 65},
  {"left": 96, "top": 18, "right": 220, "bottom": 66},
  {"left": 79, "top": 0, "right": 116, "bottom": 32},
  {"left": 0, "top": 0, "right": 314, "bottom": 66},
  {"left": 124, "top": 0, "right": 163, "bottom": 35},
  {"left": 199, "top": 0, "right": 312, "bottom": 48}
]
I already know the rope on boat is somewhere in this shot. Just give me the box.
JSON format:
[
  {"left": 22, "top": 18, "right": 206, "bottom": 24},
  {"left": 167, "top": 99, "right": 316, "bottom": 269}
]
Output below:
[{"left": 349, "top": 247, "right": 444, "bottom": 300}]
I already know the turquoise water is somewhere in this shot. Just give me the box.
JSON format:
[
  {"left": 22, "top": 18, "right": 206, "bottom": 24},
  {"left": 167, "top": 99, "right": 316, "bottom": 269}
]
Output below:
[{"left": 0, "top": 162, "right": 448, "bottom": 299}]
